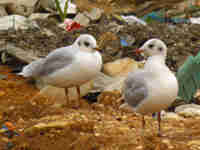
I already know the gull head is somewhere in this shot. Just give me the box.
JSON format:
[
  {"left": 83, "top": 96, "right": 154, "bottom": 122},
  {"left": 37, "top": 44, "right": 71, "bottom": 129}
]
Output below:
[
  {"left": 75, "top": 34, "right": 101, "bottom": 53},
  {"left": 136, "top": 39, "right": 167, "bottom": 58}
]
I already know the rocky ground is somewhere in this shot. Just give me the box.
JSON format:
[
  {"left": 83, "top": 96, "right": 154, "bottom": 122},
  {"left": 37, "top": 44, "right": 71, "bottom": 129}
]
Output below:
[
  {"left": 3, "top": 17, "right": 200, "bottom": 71},
  {"left": 0, "top": 65, "right": 199, "bottom": 150}
]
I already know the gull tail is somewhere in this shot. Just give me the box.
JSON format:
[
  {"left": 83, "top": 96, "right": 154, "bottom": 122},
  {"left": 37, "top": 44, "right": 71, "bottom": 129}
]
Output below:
[{"left": 17, "top": 59, "right": 44, "bottom": 77}]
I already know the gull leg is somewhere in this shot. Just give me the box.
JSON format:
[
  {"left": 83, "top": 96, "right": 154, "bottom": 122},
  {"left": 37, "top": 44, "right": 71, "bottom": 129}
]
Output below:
[
  {"left": 76, "top": 86, "right": 81, "bottom": 100},
  {"left": 141, "top": 115, "right": 145, "bottom": 136},
  {"left": 76, "top": 86, "right": 81, "bottom": 107},
  {"left": 65, "top": 88, "right": 69, "bottom": 104},
  {"left": 140, "top": 115, "right": 145, "bottom": 149},
  {"left": 157, "top": 112, "right": 162, "bottom": 137}
]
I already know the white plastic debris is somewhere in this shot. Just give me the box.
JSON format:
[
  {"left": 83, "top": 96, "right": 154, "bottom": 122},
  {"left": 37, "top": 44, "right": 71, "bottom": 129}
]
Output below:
[
  {"left": 0, "top": 15, "right": 39, "bottom": 31},
  {"left": 121, "top": 15, "right": 147, "bottom": 26},
  {"left": 190, "top": 17, "right": 200, "bottom": 24}
]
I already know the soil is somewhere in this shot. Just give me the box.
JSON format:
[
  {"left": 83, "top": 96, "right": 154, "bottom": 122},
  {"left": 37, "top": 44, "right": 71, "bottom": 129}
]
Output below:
[{"left": 0, "top": 65, "right": 199, "bottom": 150}]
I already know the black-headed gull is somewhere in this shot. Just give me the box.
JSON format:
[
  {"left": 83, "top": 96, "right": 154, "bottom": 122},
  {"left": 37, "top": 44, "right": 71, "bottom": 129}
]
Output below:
[
  {"left": 120, "top": 39, "right": 178, "bottom": 136},
  {"left": 19, "top": 34, "right": 102, "bottom": 105}
]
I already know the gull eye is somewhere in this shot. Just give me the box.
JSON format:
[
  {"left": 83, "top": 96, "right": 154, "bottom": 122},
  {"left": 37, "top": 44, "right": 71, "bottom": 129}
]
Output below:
[
  {"left": 84, "top": 41, "right": 90, "bottom": 47},
  {"left": 148, "top": 44, "right": 154, "bottom": 49}
]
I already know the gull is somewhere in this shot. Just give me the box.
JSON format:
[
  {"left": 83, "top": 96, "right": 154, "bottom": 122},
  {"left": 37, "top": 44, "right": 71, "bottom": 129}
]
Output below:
[
  {"left": 19, "top": 34, "right": 102, "bottom": 105},
  {"left": 120, "top": 39, "right": 178, "bottom": 136}
]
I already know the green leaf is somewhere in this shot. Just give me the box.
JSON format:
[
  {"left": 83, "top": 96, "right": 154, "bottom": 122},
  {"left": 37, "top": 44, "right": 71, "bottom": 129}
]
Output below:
[{"left": 54, "top": 0, "right": 68, "bottom": 22}]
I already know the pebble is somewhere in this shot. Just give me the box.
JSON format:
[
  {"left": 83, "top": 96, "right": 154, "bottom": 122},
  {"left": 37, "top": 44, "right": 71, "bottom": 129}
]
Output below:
[{"left": 73, "top": 13, "right": 90, "bottom": 26}]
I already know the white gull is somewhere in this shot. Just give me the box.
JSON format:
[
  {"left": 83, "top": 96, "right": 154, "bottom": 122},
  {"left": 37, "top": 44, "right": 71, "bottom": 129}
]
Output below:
[
  {"left": 120, "top": 39, "right": 178, "bottom": 136},
  {"left": 19, "top": 34, "right": 102, "bottom": 105}
]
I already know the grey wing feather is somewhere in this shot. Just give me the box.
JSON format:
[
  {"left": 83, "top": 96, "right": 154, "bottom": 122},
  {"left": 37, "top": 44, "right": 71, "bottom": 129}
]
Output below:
[
  {"left": 21, "top": 46, "right": 78, "bottom": 77},
  {"left": 123, "top": 70, "right": 148, "bottom": 108}
]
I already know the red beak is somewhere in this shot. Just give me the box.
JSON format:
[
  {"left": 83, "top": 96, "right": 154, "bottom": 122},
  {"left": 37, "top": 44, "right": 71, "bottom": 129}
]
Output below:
[{"left": 135, "top": 49, "right": 144, "bottom": 55}]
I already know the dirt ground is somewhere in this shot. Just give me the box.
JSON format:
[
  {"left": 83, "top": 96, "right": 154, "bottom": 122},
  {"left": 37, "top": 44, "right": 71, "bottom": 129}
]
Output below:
[{"left": 0, "top": 65, "right": 199, "bottom": 150}]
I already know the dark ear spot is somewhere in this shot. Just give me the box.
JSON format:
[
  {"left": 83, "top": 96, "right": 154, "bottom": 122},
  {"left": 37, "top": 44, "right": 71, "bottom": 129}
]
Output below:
[
  {"left": 84, "top": 41, "right": 90, "bottom": 47},
  {"left": 148, "top": 44, "right": 154, "bottom": 49}
]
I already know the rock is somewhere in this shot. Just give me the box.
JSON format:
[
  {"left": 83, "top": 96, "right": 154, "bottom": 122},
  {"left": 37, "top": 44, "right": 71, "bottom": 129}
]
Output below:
[
  {"left": 24, "top": 120, "right": 72, "bottom": 136},
  {"left": 162, "top": 112, "right": 185, "bottom": 121},
  {"left": 1, "top": 43, "right": 38, "bottom": 63},
  {"left": 188, "top": 140, "right": 200, "bottom": 146},
  {"left": 29, "top": 13, "right": 51, "bottom": 20},
  {"left": 73, "top": 13, "right": 90, "bottom": 26},
  {"left": 92, "top": 72, "right": 116, "bottom": 92},
  {"left": 7, "top": 0, "right": 40, "bottom": 16},
  {"left": 84, "top": 8, "right": 103, "bottom": 21},
  {"left": 39, "top": 0, "right": 55, "bottom": 12},
  {"left": 103, "top": 77, "right": 126, "bottom": 92},
  {"left": 0, "top": 15, "right": 39, "bottom": 31},
  {"left": 103, "top": 57, "right": 139, "bottom": 77},
  {"left": 175, "top": 104, "right": 200, "bottom": 117},
  {"left": 0, "top": 6, "right": 7, "bottom": 17},
  {"left": 0, "top": 0, "right": 13, "bottom": 6}
]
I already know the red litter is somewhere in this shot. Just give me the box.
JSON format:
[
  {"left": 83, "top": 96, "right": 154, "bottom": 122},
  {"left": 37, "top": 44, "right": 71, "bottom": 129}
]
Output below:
[{"left": 64, "top": 19, "right": 82, "bottom": 32}]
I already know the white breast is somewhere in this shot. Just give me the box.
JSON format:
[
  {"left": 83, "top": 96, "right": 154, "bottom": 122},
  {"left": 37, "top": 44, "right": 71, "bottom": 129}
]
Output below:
[
  {"left": 136, "top": 68, "right": 178, "bottom": 114},
  {"left": 42, "top": 51, "right": 102, "bottom": 88}
]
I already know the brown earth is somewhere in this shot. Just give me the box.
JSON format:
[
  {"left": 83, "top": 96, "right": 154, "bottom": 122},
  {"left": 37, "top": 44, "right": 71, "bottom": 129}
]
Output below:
[{"left": 0, "top": 65, "right": 199, "bottom": 150}]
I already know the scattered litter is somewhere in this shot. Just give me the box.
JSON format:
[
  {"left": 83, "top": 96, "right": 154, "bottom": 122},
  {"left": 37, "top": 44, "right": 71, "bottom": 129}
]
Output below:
[
  {"left": 120, "top": 35, "right": 135, "bottom": 47},
  {"left": 142, "top": 11, "right": 165, "bottom": 23},
  {"left": 0, "top": 122, "right": 19, "bottom": 150},
  {"left": 190, "top": 17, "right": 200, "bottom": 24},
  {"left": 0, "top": 15, "right": 39, "bottom": 31},
  {"left": 120, "top": 39, "right": 129, "bottom": 47},
  {"left": 176, "top": 51, "right": 200, "bottom": 103},
  {"left": 64, "top": 18, "right": 82, "bottom": 31},
  {"left": 121, "top": 15, "right": 147, "bottom": 26}
]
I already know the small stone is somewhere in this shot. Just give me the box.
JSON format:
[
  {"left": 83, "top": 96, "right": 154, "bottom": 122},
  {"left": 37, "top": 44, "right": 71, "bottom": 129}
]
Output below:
[
  {"left": 0, "top": 91, "right": 5, "bottom": 96},
  {"left": 0, "top": 15, "right": 39, "bottom": 31},
  {"left": 84, "top": 8, "right": 103, "bottom": 21},
  {"left": 73, "top": 13, "right": 90, "bottom": 26},
  {"left": 188, "top": 140, "right": 200, "bottom": 146},
  {"left": 103, "top": 57, "right": 139, "bottom": 77},
  {"left": 162, "top": 112, "right": 185, "bottom": 121},
  {"left": 29, "top": 13, "right": 51, "bottom": 20},
  {"left": 175, "top": 104, "right": 200, "bottom": 117},
  {"left": 0, "top": 6, "right": 7, "bottom": 17}
]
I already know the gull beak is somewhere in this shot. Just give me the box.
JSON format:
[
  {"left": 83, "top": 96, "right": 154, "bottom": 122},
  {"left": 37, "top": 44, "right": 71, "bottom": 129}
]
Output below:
[
  {"left": 94, "top": 47, "right": 101, "bottom": 51},
  {"left": 135, "top": 48, "right": 144, "bottom": 55}
]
